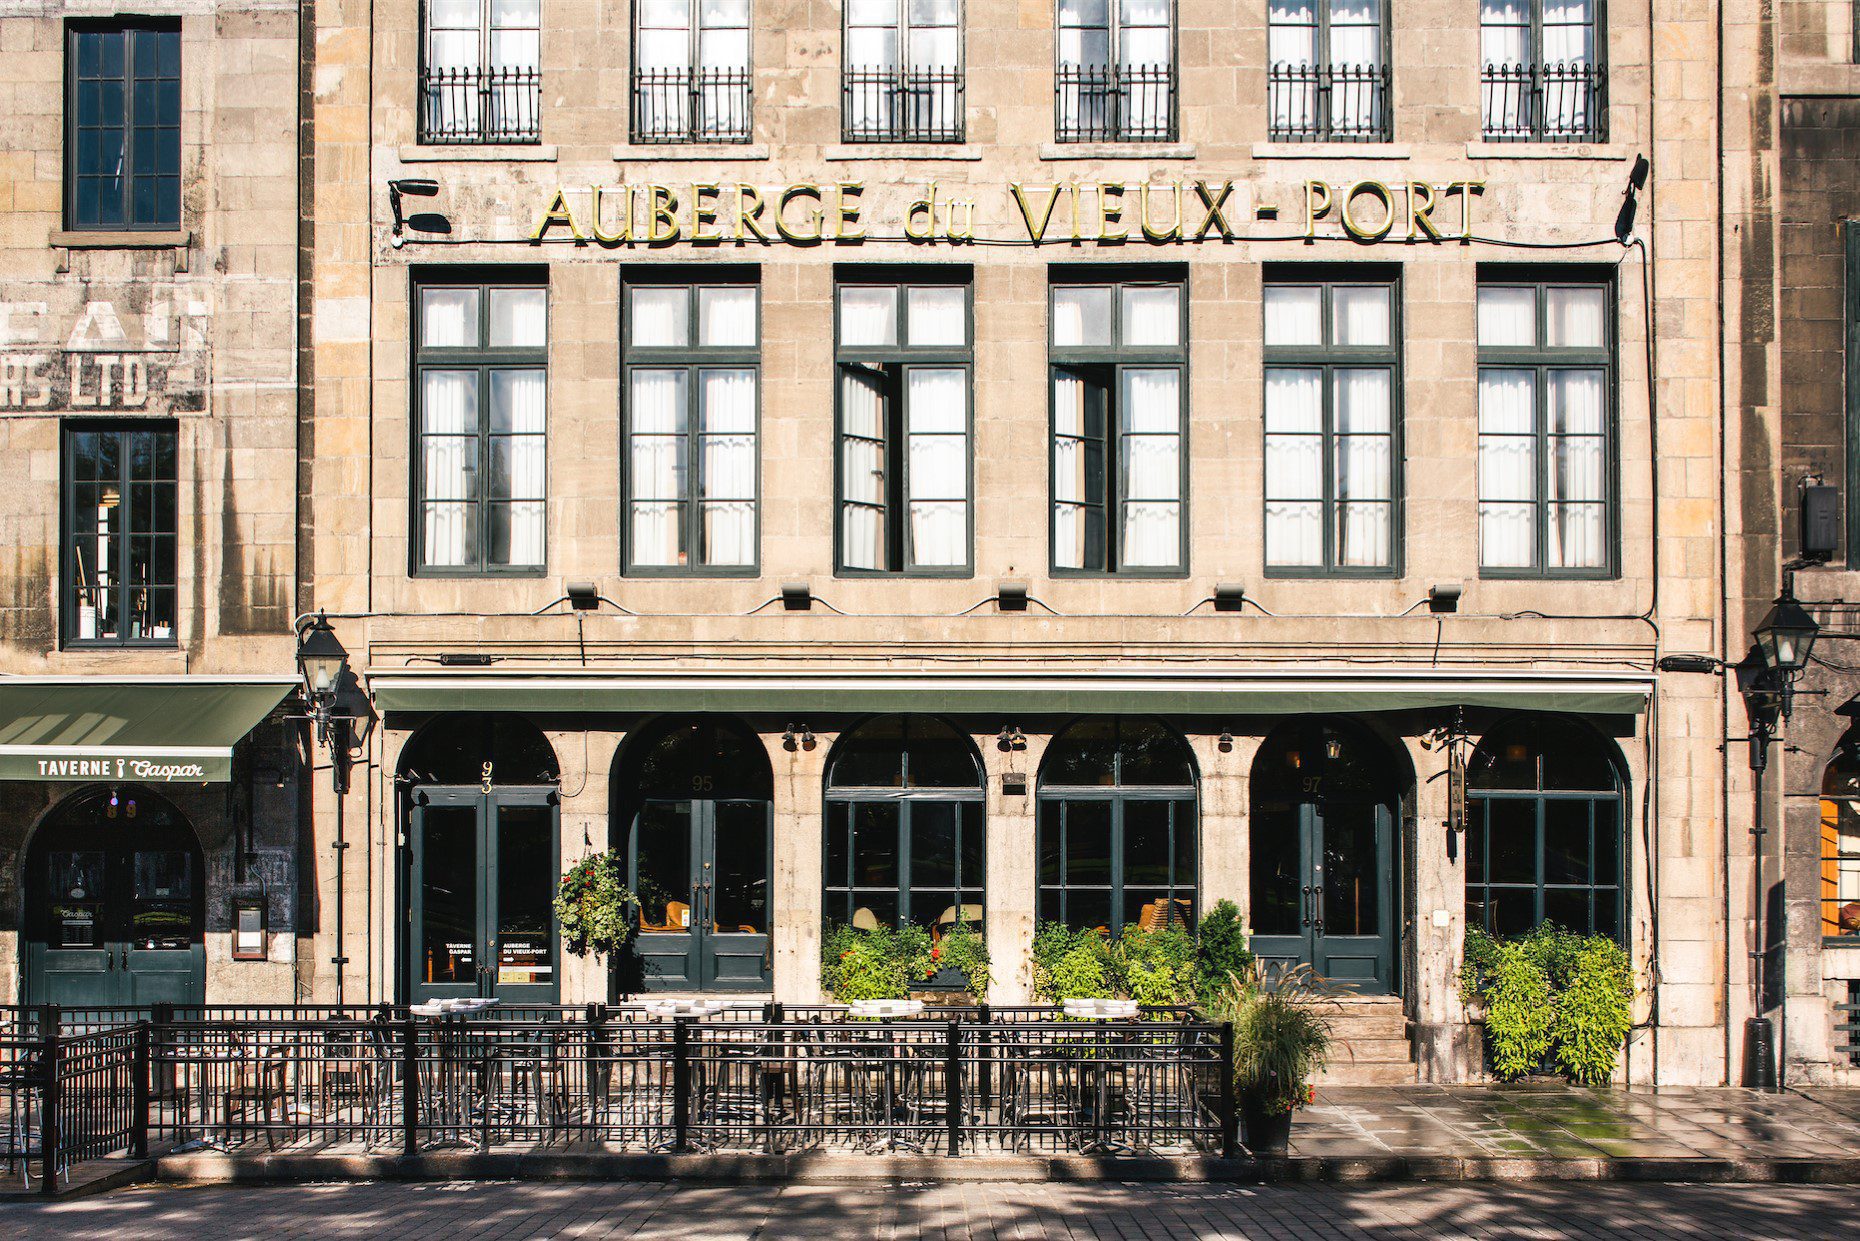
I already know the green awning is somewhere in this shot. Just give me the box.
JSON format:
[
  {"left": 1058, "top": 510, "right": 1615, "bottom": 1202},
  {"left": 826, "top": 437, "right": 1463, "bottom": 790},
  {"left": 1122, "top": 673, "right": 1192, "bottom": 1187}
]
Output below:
[
  {"left": 0, "top": 677, "right": 297, "bottom": 782},
  {"left": 366, "top": 669, "right": 1652, "bottom": 718}
]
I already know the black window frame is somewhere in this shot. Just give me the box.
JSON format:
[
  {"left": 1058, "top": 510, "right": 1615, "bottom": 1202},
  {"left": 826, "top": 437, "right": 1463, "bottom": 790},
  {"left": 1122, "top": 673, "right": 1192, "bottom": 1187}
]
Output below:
[
  {"left": 629, "top": 0, "right": 755, "bottom": 145},
  {"left": 1478, "top": 0, "right": 1607, "bottom": 144},
  {"left": 1048, "top": 269, "right": 1190, "bottom": 578},
  {"left": 1262, "top": 268, "right": 1403, "bottom": 578},
  {"left": 410, "top": 268, "right": 551, "bottom": 578},
  {"left": 1052, "top": 0, "right": 1178, "bottom": 144},
  {"left": 1475, "top": 268, "right": 1618, "bottom": 580},
  {"left": 833, "top": 268, "right": 975, "bottom": 578},
  {"left": 417, "top": 0, "right": 544, "bottom": 145},
  {"left": 61, "top": 419, "right": 179, "bottom": 649},
  {"left": 1265, "top": 0, "right": 1392, "bottom": 143},
  {"left": 64, "top": 18, "right": 182, "bottom": 233},
  {"left": 620, "top": 268, "right": 763, "bottom": 579},
  {"left": 841, "top": 0, "right": 967, "bottom": 143}
]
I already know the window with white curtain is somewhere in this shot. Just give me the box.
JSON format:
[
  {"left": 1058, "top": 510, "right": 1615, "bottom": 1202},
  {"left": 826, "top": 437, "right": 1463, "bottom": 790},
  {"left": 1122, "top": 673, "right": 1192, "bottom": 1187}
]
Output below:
[
  {"left": 1055, "top": 0, "right": 1175, "bottom": 142},
  {"left": 624, "top": 278, "right": 760, "bottom": 574},
  {"left": 1049, "top": 275, "right": 1187, "bottom": 575},
  {"left": 843, "top": 0, "right": 964, "bottom": 142},
  {"left": 413, "top": 276, "right": 548, "bottom": 574},
  {"left": 421, "top": 0, "right": 542, "bottom": 143},
  {"left": 1263, "top": 276, "right": 1399, "bottom": 575},
  {"left": 836, "top": 276, "right": 972, "bottom": 575},
  {"left": 1479, "top": 0, "right": 1604, "bottom": 142},
  {"left": 1266, "top": 0, "right": 1388, "bottom": 142},
  {"left": 1477, "top": 276, "right": 1613, "bottom": 576},
  {"left": 632, "top": 0, "right": 753, "bottom": 143}
]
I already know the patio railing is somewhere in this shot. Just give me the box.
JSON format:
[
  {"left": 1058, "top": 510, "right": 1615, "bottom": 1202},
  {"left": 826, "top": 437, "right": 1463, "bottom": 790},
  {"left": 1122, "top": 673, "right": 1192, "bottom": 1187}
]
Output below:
[{"left": 0, "top": 1002, "right": 1233, "bottom": 1188}]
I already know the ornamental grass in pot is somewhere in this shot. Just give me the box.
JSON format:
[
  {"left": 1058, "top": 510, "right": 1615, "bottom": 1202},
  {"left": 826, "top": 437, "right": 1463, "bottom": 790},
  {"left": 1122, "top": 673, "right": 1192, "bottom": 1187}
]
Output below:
[{"left": 1209, "top": 964, "right": 1332, "bottom": 1155}]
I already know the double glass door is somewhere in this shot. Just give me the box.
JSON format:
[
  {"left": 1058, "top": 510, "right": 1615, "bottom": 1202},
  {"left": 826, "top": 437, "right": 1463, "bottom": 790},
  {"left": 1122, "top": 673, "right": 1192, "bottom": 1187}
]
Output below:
[
  {"left": 410, "top": 787, "right": 559, "bottom": 1004},
  {"left": 629, "top": 798, "right": 771, "bottom": 991},
  {"left": 1249, "top": 799, "right": 1394, "bottom": 993}
]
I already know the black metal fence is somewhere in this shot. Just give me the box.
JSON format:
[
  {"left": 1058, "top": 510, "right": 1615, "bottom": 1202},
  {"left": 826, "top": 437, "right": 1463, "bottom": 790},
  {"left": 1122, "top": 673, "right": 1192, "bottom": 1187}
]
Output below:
[
  {"left": 1266, "top": 62, "right": 1391, "bottom": 142},
  {"left": 0, "top": 1003, "right": 1234, "bottom": 1186},
  {"left": 632, "top": 69, "right": 754, "bottom": 144},
  {"left": 419, "top": 66, "right": 542, "bottom": 144},
  {"left": 842, "top": 67, "right": 965, "bottom": 143},
  {"left": 1480, "top": 61, "right": 1606, "bottom": 143},
  {"left": 1054, "top": 64, "right": 1177, "bottom": 143}
]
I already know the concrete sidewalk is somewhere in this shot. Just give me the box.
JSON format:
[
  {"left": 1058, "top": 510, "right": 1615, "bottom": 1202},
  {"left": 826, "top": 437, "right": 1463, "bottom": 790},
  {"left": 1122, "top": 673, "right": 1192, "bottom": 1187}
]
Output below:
[{"left": 130, "top": 1086, "right": 1860, "bottom": 1188}]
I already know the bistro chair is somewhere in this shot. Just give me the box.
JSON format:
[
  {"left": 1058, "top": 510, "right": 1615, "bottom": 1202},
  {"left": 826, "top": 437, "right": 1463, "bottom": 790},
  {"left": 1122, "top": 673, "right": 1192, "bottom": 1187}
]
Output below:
[{"left": 223, "top": 1038, "right": 294, "bottom": 1150}]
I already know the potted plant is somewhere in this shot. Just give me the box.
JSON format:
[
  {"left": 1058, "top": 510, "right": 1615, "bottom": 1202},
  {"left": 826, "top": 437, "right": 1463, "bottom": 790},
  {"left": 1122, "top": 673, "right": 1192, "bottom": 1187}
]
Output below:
[
  {"left": 922, "top": 919, "right": 991, "bottom": 1002},
  {"left": 554, "top": 851, "right": 640, "bottom": 983},
  {"left": 1211, "top": 964, "right": 1331, "bottom": 1156}
]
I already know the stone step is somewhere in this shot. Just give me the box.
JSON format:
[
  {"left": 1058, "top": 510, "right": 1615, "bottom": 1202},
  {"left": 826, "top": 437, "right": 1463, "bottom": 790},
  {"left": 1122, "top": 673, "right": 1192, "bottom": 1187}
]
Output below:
[
  {"left": 1324, "top": 1037, "right": 1416, "bottom": 1064},
  {"left": 1314, "top": 1059, "right": 1419, "bottom": 1086},
  {"left": 1319, "top": 1013, "right": 1410, "bottom": 1040}
]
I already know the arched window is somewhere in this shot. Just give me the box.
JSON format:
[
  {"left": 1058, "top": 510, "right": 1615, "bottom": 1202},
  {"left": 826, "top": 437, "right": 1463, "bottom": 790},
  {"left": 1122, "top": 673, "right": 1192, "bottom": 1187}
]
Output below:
[
  {"left": 1821, "top": 740, "right": 1860, "bottom": 939},
  {"left": 1037, "top": 717, "right": 1198, "bottom": 935},
  {"left": 824, "top": 716, "right": 984, "bottom": 935},
  {"left": 1466, "top": 715, "right": 1625, "bottom": 939},
  {"left": 398, "top": 712, "right": 560, "bottom": 786}
]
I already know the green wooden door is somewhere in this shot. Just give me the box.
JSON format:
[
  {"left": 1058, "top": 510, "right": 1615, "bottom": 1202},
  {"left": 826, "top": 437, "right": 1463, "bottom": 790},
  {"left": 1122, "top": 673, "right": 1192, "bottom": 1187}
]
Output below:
[
  {"left": 629, "top": 798, "right": 771, "bottom": 992},
  {"left": 1249, "top": 799, "right": 1395, "bottom": 994}
]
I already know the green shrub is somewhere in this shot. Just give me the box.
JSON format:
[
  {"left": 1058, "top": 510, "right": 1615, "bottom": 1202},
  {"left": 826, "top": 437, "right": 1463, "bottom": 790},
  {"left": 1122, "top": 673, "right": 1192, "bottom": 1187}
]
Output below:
[
  {"left": 1481, "top": 941, "right": 1556, "bottom": 1080},
  {"left": 1196, "top": 900, "right": 1255, "bottom": 1000},
  {"left": 554, "top": 851, "right": 639, "bottom": 959},
  {"left": 930, "top": 919, "right": 992, "bottom": 1001},
  {"left": 1551, "top": 939, "right": 1634, "bottom": 1086},
  {"left": 1031, "top": 922, "right": 1114, "bottom": 1001},
  {"left": 1113, "top": 923, "right": 1201, "bottom": 1005},
  {"left": 821, "top": 921, "right": 988, "bottom": 1001},
  {"left": 1463, "top": 923, "right": 1634, "bottom": 1083}
]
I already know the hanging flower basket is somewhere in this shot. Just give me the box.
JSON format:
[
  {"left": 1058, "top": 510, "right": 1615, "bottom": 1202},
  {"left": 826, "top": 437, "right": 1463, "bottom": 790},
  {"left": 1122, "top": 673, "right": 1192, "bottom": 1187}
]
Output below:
[{"left": 554, "top": 850, "right": 640, "bottom": 959}]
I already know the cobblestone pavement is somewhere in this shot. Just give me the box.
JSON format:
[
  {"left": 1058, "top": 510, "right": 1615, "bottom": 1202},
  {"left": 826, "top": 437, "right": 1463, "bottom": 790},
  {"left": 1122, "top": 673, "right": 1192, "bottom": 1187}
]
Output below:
[{"left": 2, "top": 1180, "right": 1856, "bottom": 1239}]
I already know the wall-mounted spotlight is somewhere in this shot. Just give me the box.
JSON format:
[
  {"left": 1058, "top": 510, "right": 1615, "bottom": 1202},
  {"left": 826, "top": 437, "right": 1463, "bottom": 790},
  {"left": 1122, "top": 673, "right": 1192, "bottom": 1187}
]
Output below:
[
  {"left": 566, "top": 581, "right": 601, "bottom": 611},
  {"left": 1428, "top": 582, "right": 1462, "bottom": 614},
  {"left": 1213, "top": 583, "right": 1247, "bottom": 613},
  {"left": 782, "top": 724, "right": 817, "bottom": 752},
  {"left": 1613, "top": 154, "right": 1651, "bottom": 244},
  {"left": 389, "top": 177, "right": 442, "bottom": 248},
  {"left": 1217, "top": 731, "right": 1233, "bottom": 752},
  {"left": 997, "top": 581, "right": 1029, "bottom": 613},
  {"left": 996, "top": 726, "right": 1026, "bottom": 752},
  {"left": 781, "top": 582, "right": 813, "bottom": 611}
]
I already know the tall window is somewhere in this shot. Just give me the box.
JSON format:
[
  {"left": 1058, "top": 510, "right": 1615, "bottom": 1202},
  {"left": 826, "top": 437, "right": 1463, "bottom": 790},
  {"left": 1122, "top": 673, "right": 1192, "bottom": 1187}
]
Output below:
[
  {"left": 66, "top": 21, "right": 180, "bottom": 230},
  {"left": 1480, "top": 0, "right": 1604, "bottom": 142},
  {"left": 632, "top": 0, "right": 752, "bottom": 143},
  {"left": 1823, "top": 742, "right": 1860, "bottom": 941},
  {"left": 824, "top": 716, "right": 985, "bottom": 938},
  {"left": 1055, "top": 0, "right": 1175, "bottom": 143},
  {"left": 420, "top": 0, "right": 542, "bottom": 143},
  {"left": 1267, "top": 0, "right": 1388, "bottom": 142},
  {"left": 63, "top": 423, "right": 177, "bottom": 646},
  {"left": 1477, "top": 275, "right": 1612, "bottom": 576},
  {"left": 836, "top": 275, "right": 972, "bottom": 575},
  {"left": 1050, "top": 274, "right": 1187, "bottom": 575},
  {"left": 1038, "top": 717, "right": 1198, "bottom": 934},
  {"left": 623, "top": 277, "right": 759, "bottom": 575},
  {"left": 1264, "top": 275, "right": 1399, "bottom": 574},
  {"left": 843, "top": 0, "right": 963, "bottom": 142},
  {"left": 413, "top": 274, "right": 548, "bottom": 574},
  {"left": 1466, "top": 716, "right": 1624, "bottom": 939}
]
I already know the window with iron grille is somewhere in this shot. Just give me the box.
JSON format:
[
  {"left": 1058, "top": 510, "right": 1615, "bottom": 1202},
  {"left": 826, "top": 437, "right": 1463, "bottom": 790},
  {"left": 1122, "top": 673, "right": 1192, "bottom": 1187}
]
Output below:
[
  {"left": 420, "top": 0, "right": 541, "bottom": 144},
  {"left": 1476, "top": 274, "right": 1615, "bottom": 577},
  {"left": 1055, "top": 0, "right": 1175, "bottom": 143},
  {"left": 65, "top": 21, "right": 181, "bottom": 231},
  {"left": 632, "top": 0, "right": 753, "bottom": 144},
  {"left": 1267, "top": 0, "right": 1388, "bottom": 142},
  {"left": 412, "top": 273, "right": 549, "bottom": 575},
  {"left": 63, "top": 422, "right": 178, "bottom": 647},
  {"left": 622, "top": 274, "right": 761, "bottom": 575},
  {"left": 1049, "top": 272, "right": 1188, "bottom": 576},
  {"left": 835, "top": 273, "right": 973, "bottom": 576},
  {"left": 1480, "top": 0, "right": 1605, "bottom": 142},
  {"left": 843, "top": 0, "right": 964, "bottom": 142},
  {"left": 1263, "top": 274, "right": 1401, "bottom": 576}
]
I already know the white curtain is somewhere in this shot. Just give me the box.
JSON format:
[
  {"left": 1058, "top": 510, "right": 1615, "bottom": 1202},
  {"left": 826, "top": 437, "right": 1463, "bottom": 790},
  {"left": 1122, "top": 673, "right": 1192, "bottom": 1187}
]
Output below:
[
  {"left": 1546, "top": 368, "right": 1606, "bottom": 570},
  {"left": 1119, "top": 0, "right": 1172, "bottom": 67},
  {"left": 421, "top": 369, "right": 478, "bottom": 568},
  {"left": 1264, "top": 367, "right": 1322, "bottom": 567},
  {"left": 846, "top": 0, "right": 900, "bottom": 135},
  {"left": 1056, "top": 0, "right": 1110, "bottom": 135},
  {"left": 906, "top": 368, "right": 967, "bottom": 567},
  {"left": 491, "top": 368, "right": 546, "bottom": 566},
  {"left": 1542, "top": 0, "right": 1593, "bottom": 64},
  {"left": 1480, "top": 0, "right": 1530, "bottom": 133},
  {"left": 1477, "top": 285, "right": 1536, "bottom": 348},
  {"left": 1052, "top": 286, "right": 1112, "bottom": 348},
  {"left": 421, "top": 286, "right": 478, "bottom": 348},
  {"left": 1052, "top": 370, "right": 1098, "bottom": 570},
  {"left": 1267, "top": 0, "right": 1317, "bottom": 134},
  {"left": 426, "top": 0, "right": 483, "bottom": 135},
  {"left": 1119, "top": 368, "right": 1181, "bottom": 568},
  {"left": 697, "top": 0, "right": 750, "bottom": 137},
  {"left": 630, "top": 287, "right": 690, "bottom": 348},
  {"left": 840, "top": 368, "right": 887, "bottom": 571},
  {"left": 628, "top": 369, "right": 687, "bottom": 566},
  {"left": 489, "top": 287, "right": 546, "bottom": 349},
  {"left": 698, "top": 286, "right": 756, "bottom": 348},
  {"left": 906, "top": 286, "right": 966, "bottom": 348},
  {"left": 1545, "top": 286, "right": 1605, "bottom": 349},
  {"left": 839, "top": 286, "right": 898, "bottom": 348},
  {"left": 1263, "top": 285, "right": 1323, "bottom": 348},
  {"left": 699, "top": 368, "right": 756, "bottom": 567},
  {"left": 1333, "top": 368, "right": 1391, "bottom": 568},
  {"left": 1120, "top": 285, "right": 1181, "bottom": 347},
  {"left": 635, "top": 0, "right": 692, "bottom": 137},
  {"left": 1333, "top": 284, "right": 1391, "bottom": 347},
  {"left": 1478, "top": 367, "right": 1537, "bottom": 570}
]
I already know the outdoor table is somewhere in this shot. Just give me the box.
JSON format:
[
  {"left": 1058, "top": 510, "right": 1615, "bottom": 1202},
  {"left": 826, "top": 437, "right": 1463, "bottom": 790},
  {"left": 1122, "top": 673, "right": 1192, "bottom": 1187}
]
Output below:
[
  {"left": 411, "top": 999, "right": 501, "bottom": 1146},
  {"left": 1062, "top": 1001, "right": 1137, "bottom": 1154},
  {"left": 845, "top": 1001, "right": 929, "bottom": 1151}
]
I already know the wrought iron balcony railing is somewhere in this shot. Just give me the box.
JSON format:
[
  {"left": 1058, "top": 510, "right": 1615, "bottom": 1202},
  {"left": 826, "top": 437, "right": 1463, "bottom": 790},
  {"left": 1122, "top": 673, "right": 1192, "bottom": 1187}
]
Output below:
[
  {"left": 419, "top": 65, "right": 542, "bottom": 145},
  {"left": 1266, "top": 62, "right": 1391, "bottom": 143},
  {"left": 1054, "top": 63, "right": 1176, "bottom": 144},
  {"left": 841, "top": 66, "right": 966, "bottom": 143},
  {"left": 631, "top": 68, "right": 754, "bottom": 144},
  {"left": 1480, "top": 60, "right": 1607, "bottom": 143}
]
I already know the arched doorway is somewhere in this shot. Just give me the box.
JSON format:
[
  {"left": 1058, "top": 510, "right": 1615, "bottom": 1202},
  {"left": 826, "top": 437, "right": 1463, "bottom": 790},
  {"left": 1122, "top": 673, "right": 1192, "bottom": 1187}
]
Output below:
[
  {"left": 400, "top": 714, "right": 561, "bottom": 1004},
  {"left": 23, "top": 786, "right": 205, "bottom": 1007},
  {"left": 1036, "top": 717, "right": 1199, "bottom": 935},
  {"left": 613, "top": 716, "right": 772, "bottom": 992},
  {"left": 1249, "top": 718, "right": 1402, "bottom": 993},
  {"left": 1465, "top": 715, "right": 1625, "bottom": 939},
  {"left": 824, "top": 716, "right": 985, "bottom": 936}
]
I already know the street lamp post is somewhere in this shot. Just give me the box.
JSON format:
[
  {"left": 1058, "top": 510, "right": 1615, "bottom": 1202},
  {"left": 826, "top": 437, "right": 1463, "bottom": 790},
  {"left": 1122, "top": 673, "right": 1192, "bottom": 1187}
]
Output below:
[{"left": 295, "top": 612, "right": 354, "bottom": 1007}]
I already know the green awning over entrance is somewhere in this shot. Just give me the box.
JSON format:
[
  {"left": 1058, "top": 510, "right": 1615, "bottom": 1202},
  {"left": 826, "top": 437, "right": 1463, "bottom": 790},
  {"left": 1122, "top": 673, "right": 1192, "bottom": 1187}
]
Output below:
[
  {"left": 0, "top": 677, "right": 298, "bottom": 782},
  {"left": 366, "top": 669, "right": 1653, "bottom": 718}
]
